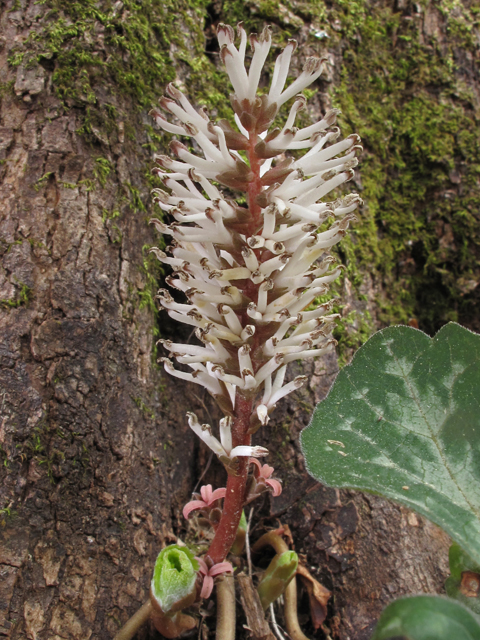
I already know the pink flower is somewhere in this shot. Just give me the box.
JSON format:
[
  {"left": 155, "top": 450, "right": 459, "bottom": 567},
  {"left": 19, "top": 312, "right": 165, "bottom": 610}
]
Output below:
[
  {"left": 196, "top": 557, "right": 234, "bottom": 599},
  {"left": 183, "top": 484, "right": 227, "bottom": 520},
  {"left": 250, "top": 458, "right": 282, "bottom": 497}
]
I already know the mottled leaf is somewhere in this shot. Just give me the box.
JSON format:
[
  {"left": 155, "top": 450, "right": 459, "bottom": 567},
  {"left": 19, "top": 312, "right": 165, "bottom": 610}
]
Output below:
[
  {"left": 370, "top": 595, "right": 480, "bottom": 640},
  {"left": 301, "top": 323, "right": 480, "bottom": 563},
  {"left": 446, "top": 543, "right": 480, "bottom": 614}
]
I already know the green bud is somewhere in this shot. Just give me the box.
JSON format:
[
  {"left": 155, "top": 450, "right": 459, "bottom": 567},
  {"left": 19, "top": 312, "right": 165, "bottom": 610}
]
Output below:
[
  {"left": 150, "top": 545, "right": 199, "bottom": 614},
  {"left": 257, "top": 551, "right": 298, "bottom": 610},
  {"left": 230, "top": 510, "right": 247, "bottom": 556}
]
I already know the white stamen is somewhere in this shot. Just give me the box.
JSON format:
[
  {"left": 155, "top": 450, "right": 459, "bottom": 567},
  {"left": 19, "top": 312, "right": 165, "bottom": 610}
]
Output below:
[
  {"left": 230, "top": 445, "right": 269, "bottom": 458},
  {"left": 266, "top": 375, "right": 307, "bottom": 407},
  {"left": 242, "top": 246, "right": 259, "bottom": 271},
  {"left": 238, "top": 345, "right": 253, "bottom": 372},
  {"left": 218, "top": 304, "right": 243, "bottom": 335},
  {"left": 240, "top": 325, "right": 255, "bottom": 341},
  {"left": 257, "top": 404, "right": 269, "bottom": 425},
  {"left": 219, "top": 416, "right": 233, "bottom": 453},
  {"left": 255, "top": 355, "right": 284, "bottom": 385}
]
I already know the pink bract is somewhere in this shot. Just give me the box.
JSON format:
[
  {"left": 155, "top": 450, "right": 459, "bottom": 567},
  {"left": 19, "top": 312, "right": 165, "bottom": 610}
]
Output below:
[
  {"left": 183, "top": 484, "right": 227, "bottom": 520},
  {"left": 196, "top": 557, "right": 234, "bottom": 599},
  {"left": 249, "top": 458, "right": 282, "bottom": 497}
]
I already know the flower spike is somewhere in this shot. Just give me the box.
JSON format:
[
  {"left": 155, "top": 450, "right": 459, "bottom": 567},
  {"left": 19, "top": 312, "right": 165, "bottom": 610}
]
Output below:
[{"left": 151, "top": 24, "right": 361, "bottom": 560}]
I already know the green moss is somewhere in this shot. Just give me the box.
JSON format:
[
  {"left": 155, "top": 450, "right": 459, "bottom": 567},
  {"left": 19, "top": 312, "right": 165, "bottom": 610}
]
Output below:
[
  {"left": 0, "top": 283, "right": 33, "bottom": 310},
  {"left": 334, "top": 309, "right": 374, "bottom": 367},
  {"left": 0, "top": 445, "right": 10, "bottom": 470},
  {"left": 0, "top": 504, "right": 17, "bottom": 525},
  {"left": 7, "top": 50, "right": 25, "bottom": 67},
  {"left": 16, "top": 0, "right": 235, "bottom": 128},
  {"left": 126, "top": 183, "right": 146, "bottom": 214},
  {"left": 34, "top": 172, "right": 54, "bottom": 192},
  {"left": 93, "top": 157, "right": 113, "bottom": 188},
  {"left": 132, "top": 395, "right": 156, "bottom": 420},
  {"left": 329, "top": 1, "right": 480, "bottom": 333},
  {"left": 0, "top": 81, "right": 15, "bottom": 98},
  {"left": 102, "top": 207, "right": 120, "bottom": 222}
]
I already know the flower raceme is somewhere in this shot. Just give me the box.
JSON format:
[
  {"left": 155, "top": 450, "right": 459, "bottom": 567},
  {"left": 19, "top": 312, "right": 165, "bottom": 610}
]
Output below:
[
  {"left": 151, "top": 23, "right": 362, "bottom": 445},
  {"left": 150, "top": 23, "right": 362, "bottom": 589}
]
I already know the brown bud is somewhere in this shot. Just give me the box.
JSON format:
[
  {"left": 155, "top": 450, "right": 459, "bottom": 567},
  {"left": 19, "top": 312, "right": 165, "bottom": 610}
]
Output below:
[
  {"left": 184, "top": 122, "right": 199, "bottom": 136},
  {"left": 254, "top": 139, "right": 280, "bottom": 160},
  {"left": 303, "top": 56, "right": 324, "bottom": 75},
  {"left": 166, "top": 82, "right": 183, "bottom": 100},
  {"left": 218, "top": 23, "right": 235, "bottom": 43}
]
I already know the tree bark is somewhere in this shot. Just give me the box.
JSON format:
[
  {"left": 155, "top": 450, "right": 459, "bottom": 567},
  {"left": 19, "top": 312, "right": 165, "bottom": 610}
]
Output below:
[
  {"left": 0, "top": 1, "right": 477, "bottom": 639},
  {"left": 0, "top": 2, "right": 202, "bottom": 638}
]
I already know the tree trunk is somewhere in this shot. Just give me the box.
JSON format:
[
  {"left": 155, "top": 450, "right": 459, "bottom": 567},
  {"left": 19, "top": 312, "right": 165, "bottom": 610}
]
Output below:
[
  {"left": 0, "top": 2, "right": 202, "bottom": 638},
  {"left": 0, "top": 1, "right": 477, "bottom": 639}
]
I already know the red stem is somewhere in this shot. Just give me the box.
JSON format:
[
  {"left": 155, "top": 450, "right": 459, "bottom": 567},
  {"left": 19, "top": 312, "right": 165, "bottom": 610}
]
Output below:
[
  {"left": 206, "top": 395, "right": 253, "bottom": 565},
  {"left": 205, "top": 125, "right": 262, "bottom": 566},
  {"left": 247, "top": 133, "right": 262, "bottom": 227}
]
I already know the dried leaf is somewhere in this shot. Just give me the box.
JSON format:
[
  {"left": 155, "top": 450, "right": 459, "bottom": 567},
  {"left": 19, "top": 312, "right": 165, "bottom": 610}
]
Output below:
[{"left": 297, "top": 564, "right": 331, "bottom": 630}]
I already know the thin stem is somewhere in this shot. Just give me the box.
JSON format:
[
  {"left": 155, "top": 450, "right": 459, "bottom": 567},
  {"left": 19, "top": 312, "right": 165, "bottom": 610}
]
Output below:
[
  {"left": 252, "top": 530, "right": 289, "bottom": 555},
  {"left": 216, "top": 574, "right": 236, "bottom": 640},
  {"left": 246, "top": 506, "right": 254, "bottom": 577},
  {"left": 247, "top": 134, "right": 262, "bottom": 226},
  {"left": 113, "top": 600, "right": 152, "bottom": 640},
  {"left": 206, "top": 395, "right": 253, "bottom": 565},
  {"left": 253, "top": 531, "right": 310, "bottom": 640},
  {"left": 269, "top": 603, "right": 287, "bottom": 640},
  {"left": 284, "top": 574, "right": 310, "bottom": 640}
]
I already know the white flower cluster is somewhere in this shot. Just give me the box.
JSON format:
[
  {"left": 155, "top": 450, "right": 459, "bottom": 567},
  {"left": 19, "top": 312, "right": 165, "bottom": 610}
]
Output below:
[
  {"left": 187, "top": 412, "right": 268, "bottom": 468},
  {"left": 150, "top": 23, "right": 362, "bottom": 436}
]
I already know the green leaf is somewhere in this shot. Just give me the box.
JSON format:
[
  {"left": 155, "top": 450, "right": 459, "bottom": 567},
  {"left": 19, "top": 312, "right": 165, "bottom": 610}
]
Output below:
[
  {"left": 151, "top": 545, "right": 199, "bottom": 614},
  {"left": 301, "top": 323, "right": 480, "bottom": 563},
  {"left": 370, "top": 595, "right": 480, "bottom": 640},
  {"left": 445, "top": 543, "right": 480, "bottom": 614},
  {"left": 257, "top": 551, "right": 298, "bottom": 610},
  {"left": 231, "top": 510, "right": 247, "bottom": 556}
]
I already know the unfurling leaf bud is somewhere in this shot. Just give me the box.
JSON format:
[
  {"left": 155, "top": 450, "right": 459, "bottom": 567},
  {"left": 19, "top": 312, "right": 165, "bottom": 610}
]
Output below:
[
  {"left": 257, "top": 550, "right": 298, "bottom": 610},
  {"left": 150, "top": 545, "right": 199, "bottom": 614}
]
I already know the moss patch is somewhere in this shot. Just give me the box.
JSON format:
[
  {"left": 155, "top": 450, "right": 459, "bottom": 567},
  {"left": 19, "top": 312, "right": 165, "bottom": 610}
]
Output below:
[
  {"left": 329, "top": 1, "right": 480, "bottom": 333},
  {"left": 17, "top": 0, "right": 236, "bottom": 126},
  {"left": 0, "top": 283, "right": 33, "bottom": 310}
]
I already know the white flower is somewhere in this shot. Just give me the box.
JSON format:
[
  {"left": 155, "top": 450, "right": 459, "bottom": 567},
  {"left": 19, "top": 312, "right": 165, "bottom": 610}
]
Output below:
[
  {"left": 151, "top": 23, "right": 362, "bottom": 433},
  {"left": 187, "top": 413, "right": 268, "bottom": 465}
]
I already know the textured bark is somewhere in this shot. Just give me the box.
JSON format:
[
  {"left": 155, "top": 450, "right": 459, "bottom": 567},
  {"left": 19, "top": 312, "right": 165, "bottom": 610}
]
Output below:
[
  {"left": 0, "top": 2, "right": 201, "bottom": 639},
  {"left": 237, "top": 573, "right": 275, "bottom": 640},
  {"left": 0, "top": 1, "right": 475, "bottom": 639}
]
